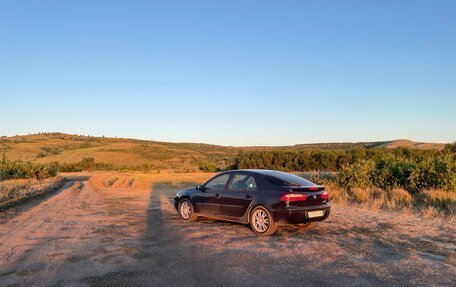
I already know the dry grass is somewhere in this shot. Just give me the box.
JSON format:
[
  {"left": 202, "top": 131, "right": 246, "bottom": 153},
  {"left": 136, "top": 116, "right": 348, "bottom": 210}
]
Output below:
[
  {"left": 87, "top": 172, "right": 456, "bottom": 218},
  {"left": 328, "top": 184, "right": 453, "bottom": 217},
  {"left": 87, "top": 171, "right": 214, "bottom": 191},
  {"left": 325, "top": 182, "right": 349, "bottom": 203},
  {"left": 348, "top": 187, "right": 370, "bottom": 203},
  {"left": 343, "top": 187, "right": 413, "bottom": 209},
  {"left": 419, "top": 189, "right": 456, "bottom": 216},
  {"left": 0, "top": 176, "right": 65, "bottom": 210},
  {"left": 377, "top": 139, "right": 445, "bottom": 150},
  {"left": 387, "top": 188, "right": 413, "bottom": 207}
]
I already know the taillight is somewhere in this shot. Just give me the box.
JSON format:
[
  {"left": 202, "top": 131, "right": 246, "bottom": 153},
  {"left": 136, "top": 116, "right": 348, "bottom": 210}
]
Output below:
[
  {"left": 280, "top": 193, "right": 307, "bottom": 202},
  {"left": 321, "top": 191, "right": 329, "bottom": 200}
]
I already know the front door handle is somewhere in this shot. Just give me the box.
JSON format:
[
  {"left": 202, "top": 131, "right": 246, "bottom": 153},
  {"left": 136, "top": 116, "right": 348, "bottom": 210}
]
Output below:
[
  {"left": 245, "top": 194, "right": 252, "bottom": 199},
  {"left": 215, "top": 193, "right": 221, "bottom": 198}
]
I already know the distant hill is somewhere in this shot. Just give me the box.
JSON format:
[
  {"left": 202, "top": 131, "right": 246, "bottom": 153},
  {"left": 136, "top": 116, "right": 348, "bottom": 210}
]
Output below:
[
  {"left": 0, "top": 133, "right": 446, "bottom": 170},
  {"left": 374, "top": 139, "right": 445, "bottom": 150}
]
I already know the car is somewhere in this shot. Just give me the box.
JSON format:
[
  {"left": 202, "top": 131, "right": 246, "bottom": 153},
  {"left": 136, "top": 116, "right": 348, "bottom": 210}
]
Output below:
[{"left": 174, "top": 169, "right": 330, "bottom": 235}]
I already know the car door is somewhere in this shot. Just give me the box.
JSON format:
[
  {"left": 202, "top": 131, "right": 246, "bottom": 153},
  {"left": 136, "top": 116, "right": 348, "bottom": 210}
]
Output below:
[
  {"left": 193, "top": 173, "right": 230, "bottom": 215},
  {"left": 221, "top": 173, "right": 257, "bottom": 218}
]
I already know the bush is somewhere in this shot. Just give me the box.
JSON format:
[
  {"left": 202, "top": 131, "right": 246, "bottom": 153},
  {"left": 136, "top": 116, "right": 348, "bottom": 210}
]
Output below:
[
  {"left": 444, "top": 142, "right": 456, "bottom": 154},
  {"left": 0, "top": 161, "right": 57, "bottom": 180},
  {"left": 196, "top": 162, "right": 217, "bottom": 173},
  {"left": 337, "top": 160, "right": 375, "bottom": 189},
  {"left": 409, "top": 154, "right": 456, "bottom": 192},
  {"left": 80, "top": 157, "right": 96, "bottom": 171},
  {"left": 53, "top": 158, "right": 115, "bottom": 172},
  {"left": 336, "top": 154, "right": 456, "bottom": 192}
]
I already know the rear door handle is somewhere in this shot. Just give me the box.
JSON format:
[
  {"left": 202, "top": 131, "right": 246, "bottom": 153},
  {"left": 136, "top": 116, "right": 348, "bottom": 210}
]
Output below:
[
  {"left": 215, "top": 193, "right": 221, "bottom": 198},
  {"left": 245, "top": 194, "right": 252, "bottom": 199}
]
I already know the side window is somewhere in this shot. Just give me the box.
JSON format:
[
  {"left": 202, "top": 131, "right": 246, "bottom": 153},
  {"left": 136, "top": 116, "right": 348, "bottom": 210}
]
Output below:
[
  {"left": 229, "top": 174, "right": 257, "bottom": 191},
  {"left": 205, "top": 174, "right": 230, "bottom": 191}
]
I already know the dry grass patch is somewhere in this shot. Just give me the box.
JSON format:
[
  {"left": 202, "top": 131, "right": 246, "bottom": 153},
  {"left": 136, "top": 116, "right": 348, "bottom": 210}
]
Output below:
[
  {"left": 325, "top": 183, "right": 349, "bottom": 203},
  {"left": 348, "top": 187, "right": 370, "bottom": 203},
  {"left": 387, "top": 188, "right": 413, "bottom": 208},
  {"left": 0, "top": 176, "right": 65, "bottom": 210},
  {"left": 419, "top": 189, "right": 456, "bottom": 216},
  {"left": 328, "top": 184, "right": 454, "bottom": 217},
  {"left": 343, "top": 187, "right": 414, "bottom": 209},
  {"left": 88, "top": 172, "right": 214, "bottom": 191}
]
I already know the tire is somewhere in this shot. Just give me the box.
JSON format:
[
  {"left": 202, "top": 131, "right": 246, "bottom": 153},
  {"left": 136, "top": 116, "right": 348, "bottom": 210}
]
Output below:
[
  {"left": 250, "top": 206, "right": 277, "bottom": 236},
  {"left": 178, "top": 198, "right": 197, "bottom": 222},
  {"left": 298, "top": 222, "right": 315, "bottom": 230}
]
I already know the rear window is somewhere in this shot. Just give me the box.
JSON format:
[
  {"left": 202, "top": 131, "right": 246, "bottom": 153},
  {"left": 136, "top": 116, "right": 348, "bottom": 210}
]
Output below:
[{"left": 264, "top": 172, "right": 315, "bottom": 187}]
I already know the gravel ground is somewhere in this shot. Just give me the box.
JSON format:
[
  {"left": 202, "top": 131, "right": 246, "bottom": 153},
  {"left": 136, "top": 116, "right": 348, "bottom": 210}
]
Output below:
[{"left": 0, "top": 181, "right": 455, "bottom": 286}]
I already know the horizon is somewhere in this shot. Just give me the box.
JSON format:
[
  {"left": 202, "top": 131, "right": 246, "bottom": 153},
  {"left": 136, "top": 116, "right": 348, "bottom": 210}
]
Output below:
[
  {"left": 1, "top": 1, "right": 455, "bottom": 145},
  {"left": 2, "top": 131, "right": 450, "bottom": 148}
]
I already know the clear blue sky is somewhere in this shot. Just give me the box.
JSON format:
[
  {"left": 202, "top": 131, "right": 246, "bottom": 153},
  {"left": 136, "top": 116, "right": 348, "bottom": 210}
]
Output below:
[{"left": 1, "top": 0, "right": 455, "bottom": 146}]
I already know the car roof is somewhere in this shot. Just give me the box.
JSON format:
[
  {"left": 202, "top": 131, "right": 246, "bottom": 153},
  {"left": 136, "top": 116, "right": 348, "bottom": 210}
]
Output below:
[{"left": 225, "top": 169, "right": 288, "bottom": 176}]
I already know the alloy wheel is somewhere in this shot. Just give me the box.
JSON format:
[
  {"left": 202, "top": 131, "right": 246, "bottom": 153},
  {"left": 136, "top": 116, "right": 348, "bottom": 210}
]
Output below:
[
  {"left": 180, "top": 200, "right": 192, "bottom": 220},
  {"left": 252, "top": 209, "right": 270, "bottom": 233}
]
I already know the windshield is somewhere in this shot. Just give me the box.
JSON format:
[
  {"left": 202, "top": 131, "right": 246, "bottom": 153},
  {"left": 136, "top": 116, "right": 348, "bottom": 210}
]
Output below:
[{"left": 264, "top": 172, "right": 316, "bottom": 187}]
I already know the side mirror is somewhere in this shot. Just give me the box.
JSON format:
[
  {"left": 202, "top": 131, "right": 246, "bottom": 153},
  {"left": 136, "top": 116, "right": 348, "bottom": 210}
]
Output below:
[{"left": 196, "top": 185, "right": 204, "bottom": 191}]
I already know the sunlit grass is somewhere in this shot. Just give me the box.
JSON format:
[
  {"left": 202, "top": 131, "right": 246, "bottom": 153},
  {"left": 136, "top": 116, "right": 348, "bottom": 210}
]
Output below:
[
  {"left": 0, "top": 176, "right": 65, "bottom": 209},
  {"left": 87, "top": 171, "right": 214, "bottom": 191}
]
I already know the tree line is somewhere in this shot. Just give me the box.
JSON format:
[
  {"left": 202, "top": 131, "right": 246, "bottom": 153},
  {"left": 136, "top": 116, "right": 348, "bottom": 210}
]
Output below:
[{"left": 234, "top": 145, "right": 456, "bottom": 192}]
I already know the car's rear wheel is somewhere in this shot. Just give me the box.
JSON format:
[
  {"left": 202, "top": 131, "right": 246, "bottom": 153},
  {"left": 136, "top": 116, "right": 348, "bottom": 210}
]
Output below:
[
  {"left": 250, "top": 206, "right": 277, "bottom": 236},
  {"left": 178, "top": 198, "right": 197, "bottom": 221}
]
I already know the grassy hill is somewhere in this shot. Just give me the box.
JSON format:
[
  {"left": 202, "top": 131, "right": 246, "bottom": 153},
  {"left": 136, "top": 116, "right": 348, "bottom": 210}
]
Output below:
[
  {"left": 374, "top": 139, "right": 446, "bottom": 150},
  {"left": 0, "top": 133, "right": 445, "bottom": 170}
]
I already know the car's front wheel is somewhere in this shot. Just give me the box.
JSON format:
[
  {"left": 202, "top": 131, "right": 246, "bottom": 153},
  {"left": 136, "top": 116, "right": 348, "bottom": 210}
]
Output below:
[
  {"left": 178, "top": 198, "right": 197, "bottom": 221},
  {"left": 250, "top": 206, "right": 277, "bottom": 236}
]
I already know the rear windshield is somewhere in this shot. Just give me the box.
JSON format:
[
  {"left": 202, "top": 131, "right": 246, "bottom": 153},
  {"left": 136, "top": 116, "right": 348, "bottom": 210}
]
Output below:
[{"left": 264, "top": 172, "right": 315, "bottom": 187}]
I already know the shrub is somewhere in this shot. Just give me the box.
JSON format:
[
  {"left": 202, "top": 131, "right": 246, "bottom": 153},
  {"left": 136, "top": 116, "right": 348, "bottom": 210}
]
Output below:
[
  {"left": 371, "top": 158, "right": 415, "bottom": 190},
  {"left": 236, "top": 148, "right": 456, "bottom": 193},
  {"left": 409, "top": 154, "right": 456, "bottom": 192},
  {"left": 444, "top": 142, "right": 456, "bottom": 154},
  {"left": 80, "top": 157, "right": 96, "bottom": 171},
  {"left": 58, "top": 162, "right": 83, "bottom": 172},
  {"left": 336, "top": 154, "right": 456, "bottom": 193},
  {"left": 0, "top": 161, "right": 57, "bottom": 180},
  {"left": 196, "top": 161, "right": 217, "bottom": 173},
  {"left": 33, "top": 164, "right": 57, "bottom": 179},
  {"left": 337, "top": 160, "right": 375, "bottom": 189}
]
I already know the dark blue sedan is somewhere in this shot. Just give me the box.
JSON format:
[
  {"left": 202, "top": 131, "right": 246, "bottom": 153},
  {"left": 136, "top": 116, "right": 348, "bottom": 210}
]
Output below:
[{"left": 174, "top": 169, "right": 330, "bottom": 235}]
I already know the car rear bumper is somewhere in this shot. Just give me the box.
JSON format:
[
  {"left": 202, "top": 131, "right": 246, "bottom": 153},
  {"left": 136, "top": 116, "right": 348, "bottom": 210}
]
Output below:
[{"left": 272, "top": 203, "right": 331, "bottom": 225}]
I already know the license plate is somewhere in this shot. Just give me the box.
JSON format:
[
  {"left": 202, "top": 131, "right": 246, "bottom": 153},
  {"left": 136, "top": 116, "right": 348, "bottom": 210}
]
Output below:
[{"left": 308, "top": 210, "right": 324, "bottom": 218}]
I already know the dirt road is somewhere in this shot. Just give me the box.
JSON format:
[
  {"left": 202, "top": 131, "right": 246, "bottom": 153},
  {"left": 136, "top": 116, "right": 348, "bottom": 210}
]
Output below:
[{"left": 1, "top": 180, "right": 455, "bottom": 286}]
